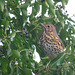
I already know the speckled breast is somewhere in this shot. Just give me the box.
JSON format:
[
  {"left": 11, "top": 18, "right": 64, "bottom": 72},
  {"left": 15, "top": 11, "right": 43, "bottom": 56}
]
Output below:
[{"left": 41, "top": 32, "right": 61, "bottom": 59}]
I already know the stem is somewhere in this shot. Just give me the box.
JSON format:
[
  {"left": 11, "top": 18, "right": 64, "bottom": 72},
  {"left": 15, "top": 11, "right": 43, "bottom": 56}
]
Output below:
[{"left": 19, "top": 49, "right": 32, "bottom": 53}]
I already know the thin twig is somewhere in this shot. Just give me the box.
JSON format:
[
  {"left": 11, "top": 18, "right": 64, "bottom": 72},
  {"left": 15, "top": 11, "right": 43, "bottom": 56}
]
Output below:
[{"left": 19, "top": 49, "right": 32, "bottom": 53}]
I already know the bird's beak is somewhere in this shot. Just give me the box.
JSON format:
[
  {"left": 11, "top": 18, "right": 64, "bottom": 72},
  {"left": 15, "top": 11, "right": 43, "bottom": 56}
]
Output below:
[{"left": 39, "top": 23, "right": 44, "bottom": 26}]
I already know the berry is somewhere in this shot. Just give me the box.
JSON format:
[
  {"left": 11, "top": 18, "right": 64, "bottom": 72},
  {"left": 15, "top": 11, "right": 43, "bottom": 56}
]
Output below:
[
  {"left": 39, "top": 16, "right": 41, "bottom": 18},
  {"left": 59, "top": 5, "right": 62, "bottom": 8},
  {"left": 65, "top": 10, "right": 67, "bottom": 13},
  {"left": 26, "top": 22, "right": 29, "bottom": 24},
  {"left": 30, "top": 52, "right": 32, "bottom": 55},
  {"left": 25, "top": 31, "right": 29, "bottom": 34},
  {"left": 26, "top": 34, "right": 29, "bottom": 37},
  {"left": 0, "top": 54, "right": 4, "bottom": 57},
  {"left": 67, "top": 14, "right": 69, "bottom": 16},
  {"left": 41, "top": 0, "right": 45, "bottom": 2},
  {"left": 23, "top": 28, "right": 25, "bottom": 30}
]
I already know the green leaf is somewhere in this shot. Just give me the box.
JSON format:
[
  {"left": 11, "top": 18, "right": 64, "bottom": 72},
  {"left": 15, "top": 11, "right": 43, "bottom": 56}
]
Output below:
[
  {"left": 46, "top": 0, "right": 54, "bottom": 8},
  {"left": 61, "top": 0, "right": 65, "bottom": 9},
  {"left": 56, "top": 53, "right": 66, "bottom": 65},
  {"left": 60, "top": 19, "right": 64, "bottom": 28},
  {"left": 21, "top": 9, "right": 27, "bottom": 22},
  {"left": 0, "top": 29, "right": 3, "bottom": 38},
  {"left": 46, "top": 0, "right": 55, "bottom": 16},
  {"left": 65, "top": 45, "right": 70, "bottom": 53},
  {"left": 72, "top": 36, "right": 75, "bottom": 45},
  {"left": 42, "top": 2, "right": 47, "bottom": 16},
  {"left": 50, "top": 53, "right": 66, "bottom": 67},
  {"left": 1, "top": 58, "right": 8, "bottom": 72},
  {"left": 1, "top": 19, "right": 9, "bottom": 29},
  {"left": 10, "top": 31, "right": 16, "bottom": 38},
  {"left": 5, "top": 21, "right": 9, "bottom": 29},
  {"left": 9, "top": 62, "right": 14, "bottom": 75},
  {"left": 32, "top": 7, "right": 37, "bottom": 16},
  {"left": 39, "top": 17, "right": 54, "bottom": 23},
  {"left": 68, "top": 18, "right": 75, "bottom": 23},
  {"left": 63, "top": 69, "right": 68, "bottom": 75},
  {"left": 67, "top": 68, "right": 74, "bottom": 75},
  {"left": 56, "top": 11, "right": 64, "bottom": 27},
  {"left": 49, "top": 7, "right": 55, "bottom": 16},
  {"left": 71, "top": 45, "right": 74, "bottom": 53},
  {"left": 22, "top": 10, "right": 27, "bottom": 17},
  {"left": 65, "top": 0, "right": 68, "bottom": 5},
  {"left": 21, "top": 68, "right": 32, "bottom": 75},
  {"left": 64, "top": 15, "right": 75, "bottom": 23},
  {"left": 0, "top": 0, "right": 5, "bottom": 12},
  {"left": 70, "top": 58, "right": 75, "bottom": 66},
  {"left": 53, "top": 0, "right": 61, "bottom": 2},
  {"left": 27, "top": 25, "right": 35, "bottom": 31},
  {"left": 7, "top": 43, "right": 11, "bottom": 56},
  {"left": 34, "top": 2, "right": 40, "bottom": 15},
  {"left": 20, "top": 2, "right": 29, "bottom": 9},
  {"left": 12, "top": 50, "right": 20, "bottom": 58}
]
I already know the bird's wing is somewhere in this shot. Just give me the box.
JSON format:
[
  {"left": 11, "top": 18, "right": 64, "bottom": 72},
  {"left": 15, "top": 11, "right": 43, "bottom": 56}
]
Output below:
[{"left": 53, "top": 33, "right": 65, "bottom": 52}]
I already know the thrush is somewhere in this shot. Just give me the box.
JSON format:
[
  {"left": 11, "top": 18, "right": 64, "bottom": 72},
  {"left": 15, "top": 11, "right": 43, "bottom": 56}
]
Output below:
[{"left": 40, "top": 23, "right": 65, "bottom": 69}]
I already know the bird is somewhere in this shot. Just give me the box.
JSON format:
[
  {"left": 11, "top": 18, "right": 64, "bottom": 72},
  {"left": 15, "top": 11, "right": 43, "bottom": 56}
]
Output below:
[{"left": 40, "top": 23, "right": 65, "bottom": 70}]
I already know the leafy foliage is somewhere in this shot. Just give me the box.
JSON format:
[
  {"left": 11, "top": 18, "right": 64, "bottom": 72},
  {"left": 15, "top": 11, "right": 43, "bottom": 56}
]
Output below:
[{"left": 0, "top": 0, "right": 75, "bottom": 75}]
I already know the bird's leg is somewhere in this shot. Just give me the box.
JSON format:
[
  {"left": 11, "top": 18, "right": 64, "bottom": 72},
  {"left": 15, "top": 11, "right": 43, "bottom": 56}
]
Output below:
[{"left": 46, "top": 59, "right": 51, "bottom": 71}]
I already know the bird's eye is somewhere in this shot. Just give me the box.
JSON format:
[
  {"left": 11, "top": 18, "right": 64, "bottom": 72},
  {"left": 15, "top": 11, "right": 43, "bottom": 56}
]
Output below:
[{"left": 48, "top": 25, "right": 50, "bottom": 28}]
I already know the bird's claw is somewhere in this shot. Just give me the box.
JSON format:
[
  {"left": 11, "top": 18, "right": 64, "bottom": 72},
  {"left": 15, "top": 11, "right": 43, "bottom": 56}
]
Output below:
[{"left": 46, "top": 64, "right": 49, "bottom": 71}]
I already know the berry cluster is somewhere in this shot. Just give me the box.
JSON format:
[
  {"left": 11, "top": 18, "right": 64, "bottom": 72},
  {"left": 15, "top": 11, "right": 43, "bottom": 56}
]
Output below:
[
  {"left": 23, "top": 28, "right": 29, "bottom": 38},
  {"left": 59, "top": 5, "right": 69, "bottom": 16}
]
